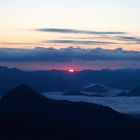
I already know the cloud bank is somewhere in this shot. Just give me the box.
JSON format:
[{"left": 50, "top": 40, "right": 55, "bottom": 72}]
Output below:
[
  {"left": 0, "top": 47, "right": 140, "bottom": 62},
  {"left": 0, "top": 47, "right": 140, "bottom": 70}
]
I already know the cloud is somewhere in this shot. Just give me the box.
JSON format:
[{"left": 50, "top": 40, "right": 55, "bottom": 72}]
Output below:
[
  {"left": 36, "top": 28, "right": 125, "bottom": 35},
  {"left": 35, "top": 27, "right": 140, "bottom": 45},
  {"left": 47, "top": 40, "right": 118, "bottom": 45},
  {"left": 0, "top": 47, "right": 140, "bottom": 63},
  {"left": 115, "top": 36, "right": 140, "bottom": 44}
]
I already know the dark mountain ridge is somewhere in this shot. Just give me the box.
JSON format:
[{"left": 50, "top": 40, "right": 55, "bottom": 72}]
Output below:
[
  {"left": 0, "top": 67, "right": 83, "bottom": 95},
  {"left": 0, "top": 85, "right": 140, "bottom": 140},
  {"left": 1, "top": 67, "right": 140, "bottom": 95}
]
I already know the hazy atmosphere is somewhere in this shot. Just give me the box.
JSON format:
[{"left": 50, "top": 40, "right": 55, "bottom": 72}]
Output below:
[{"left": 1, "top": 1, "right": 140, "bottom": 140}]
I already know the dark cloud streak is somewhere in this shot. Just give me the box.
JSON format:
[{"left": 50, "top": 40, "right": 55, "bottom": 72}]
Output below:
[
  {"left": 115, "top": 36, "right": 140, "bottom": 44},
  {"left": 35, "top": 27, "right": 140, "bottom": 45},
  {"left": 47, "top": 40, "right": 118, "bottom": 45},
  {"left": 36, "top": 28, "right": 125, "bottom": 35}
]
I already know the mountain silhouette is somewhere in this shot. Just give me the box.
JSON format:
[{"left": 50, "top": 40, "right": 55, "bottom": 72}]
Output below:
[
  {"left": 118, "top": 86, "right": 140, "bottom": 97},
  {"left": 1, "top": 84, "right": 44, "bottom": 101},
  {"left": 63, "top": 90, "right": 88, "bottom": 96},
  {"left": 117, "top": 91, "right": 128, "bottom": 96},
  {"left": 0, "top": 84, "right": 50, "bottom": 113},
  {"left": 129, "top": 86, "right": 140, "bottom": 96},
  {"left": 83, "top": 85, "right": 108, "bottom": 93},
  {"left": 63, "top": 90, "right": 104, "bottom": 97},
  {"left": 0, "top": 85, "right": 140, "bottom": 140},
  {"left": 1, "top": 67, "right": 140, "bottom": 95}
]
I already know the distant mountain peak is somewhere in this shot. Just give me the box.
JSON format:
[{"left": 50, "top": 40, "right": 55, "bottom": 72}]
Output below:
[
  {"left": 12, "top": 84, "right": 35, "bottom": 91},
  {"left": 4, "top": 84, "right": 39, "bottom": 97},
  {"left": 13, "top": 84, "right": 33, "bottom": 90},
  {"left": 83, "top": 84, "right": 108, "bottom": 93},
  {"left": 1, "top": 84, "right": 48, "bottom": 108}
]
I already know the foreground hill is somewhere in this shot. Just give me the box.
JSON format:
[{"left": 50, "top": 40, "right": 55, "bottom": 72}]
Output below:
[{"left": 0, "top": 85, "right": 140, "bottom": 140}]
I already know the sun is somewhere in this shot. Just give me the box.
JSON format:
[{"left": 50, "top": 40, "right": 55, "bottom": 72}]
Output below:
[{"left": 68, "top": 69, "right": 75, "bottom": 73}]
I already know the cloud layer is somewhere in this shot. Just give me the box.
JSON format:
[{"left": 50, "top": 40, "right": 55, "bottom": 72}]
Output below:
[
  {"left": 0, "top": 47, "right": 140, "bottom": 70},
  {"left": 0, "top": 47, "right": 140, "bottom": 62}
]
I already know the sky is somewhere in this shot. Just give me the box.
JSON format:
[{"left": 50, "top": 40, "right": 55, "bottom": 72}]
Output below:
[
  {"left": 0, "top": 0, "right": 140, "bottom": 50},
  {"left": 0, "top": 0, "right": 140, "bottom": 70}
]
